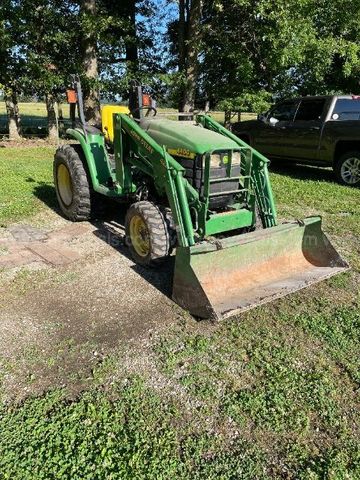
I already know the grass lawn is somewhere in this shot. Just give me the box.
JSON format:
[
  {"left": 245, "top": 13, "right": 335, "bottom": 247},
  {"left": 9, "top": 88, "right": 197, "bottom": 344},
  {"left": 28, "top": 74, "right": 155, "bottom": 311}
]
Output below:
[
  {"left": 0, "top": 146, "right": 56, "bottom": 226},
  {"left": 0, "top": 147, "right": 359, "bottom": 479},
  {"left": 0, "top": 102, "right": 70, "bottom": 118}
]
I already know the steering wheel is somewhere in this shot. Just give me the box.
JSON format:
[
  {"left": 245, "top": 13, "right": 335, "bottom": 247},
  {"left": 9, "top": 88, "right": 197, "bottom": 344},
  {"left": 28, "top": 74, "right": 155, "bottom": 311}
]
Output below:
[{"left": 131, "top": 106, "right": 157, "bottom": 119}]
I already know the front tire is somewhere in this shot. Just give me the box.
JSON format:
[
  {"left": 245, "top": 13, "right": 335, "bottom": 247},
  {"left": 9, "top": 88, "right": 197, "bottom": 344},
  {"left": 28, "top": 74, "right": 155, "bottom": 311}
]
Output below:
[
  {"left": 54, "top": 144, "right": 92, "bottom": 221},
  {"left": 334, "top": 151, "right": 360, "bottom": 186},
  {"left": 125, "top": 201, "right": 171, "bottom": 266}
]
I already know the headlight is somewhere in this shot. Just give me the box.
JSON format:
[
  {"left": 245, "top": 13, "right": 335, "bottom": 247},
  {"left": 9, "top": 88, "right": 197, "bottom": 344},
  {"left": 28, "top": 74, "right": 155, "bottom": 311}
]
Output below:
[
  {"left": 231, "top": 151, "right": 241, "bottom": 166},
  {"left": 209, "top": 152, "right": 241, "bottom": 168},
  {"left": 210, "top": 154, "right": 222, "bottom": 168}
]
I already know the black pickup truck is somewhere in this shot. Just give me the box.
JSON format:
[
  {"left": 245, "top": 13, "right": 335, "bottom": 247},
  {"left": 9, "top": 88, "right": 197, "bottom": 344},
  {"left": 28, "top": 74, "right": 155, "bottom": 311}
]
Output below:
[{"left": 233, "top": 95, "right": 360, "bottom": 186}]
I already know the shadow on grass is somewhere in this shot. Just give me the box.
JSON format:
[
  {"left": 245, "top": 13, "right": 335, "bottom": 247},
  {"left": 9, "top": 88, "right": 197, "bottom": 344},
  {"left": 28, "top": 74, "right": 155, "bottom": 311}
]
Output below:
[
  {"left": 269, "top": 161, "right": 336, "bottom": 184},
  {"left": 32, "top": 182, "right": 60, "bottom": 212}
]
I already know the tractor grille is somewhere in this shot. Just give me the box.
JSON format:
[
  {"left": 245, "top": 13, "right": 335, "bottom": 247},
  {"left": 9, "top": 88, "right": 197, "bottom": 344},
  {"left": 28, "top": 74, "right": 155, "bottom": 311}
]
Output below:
[{"left": 175, "top": 154, "right": 240, "bottom": 209}]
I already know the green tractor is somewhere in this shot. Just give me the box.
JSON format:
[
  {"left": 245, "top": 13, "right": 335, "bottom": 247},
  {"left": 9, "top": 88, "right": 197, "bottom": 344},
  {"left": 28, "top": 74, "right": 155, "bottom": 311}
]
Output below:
[{"left": 54, "top": 77, "right": 348, "bottom": 319}]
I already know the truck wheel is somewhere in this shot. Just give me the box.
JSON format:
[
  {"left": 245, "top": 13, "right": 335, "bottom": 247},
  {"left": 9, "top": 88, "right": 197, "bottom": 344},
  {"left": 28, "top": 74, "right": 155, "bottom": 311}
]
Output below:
[
  {"left": 334, "top": 151, "right": 360, "bottom": 186},
  {"left": 54, "top": 144, "right": 92, "bottom": 221},
  {"left": 125, "top": 201, "right": 171, "bottom": 266}
]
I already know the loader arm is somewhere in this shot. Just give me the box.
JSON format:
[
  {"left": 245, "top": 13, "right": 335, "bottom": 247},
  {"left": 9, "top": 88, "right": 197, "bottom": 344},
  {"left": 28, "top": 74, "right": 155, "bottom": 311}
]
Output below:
[
  {"left": 114, "top": 113, "right": 202, "bottom": 247},
  {"left": 115, "top": 114, "right": 258, "bottom": 242},
  {"left": 197, "top": 114, "right": 277, "bottom": 228}
]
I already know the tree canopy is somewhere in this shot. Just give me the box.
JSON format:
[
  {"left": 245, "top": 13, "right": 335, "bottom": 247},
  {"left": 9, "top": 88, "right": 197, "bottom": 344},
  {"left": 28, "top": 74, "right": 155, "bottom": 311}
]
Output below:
[{"left": 1, "top": 0, "right": 360, "bottom": 137}]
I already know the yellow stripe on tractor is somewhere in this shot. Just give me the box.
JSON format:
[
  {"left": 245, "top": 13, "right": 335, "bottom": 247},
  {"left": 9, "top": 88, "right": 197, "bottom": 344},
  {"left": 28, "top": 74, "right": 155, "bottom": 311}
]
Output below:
[{"left": 167, "top": 148, "right": 196, "bottom": 159}]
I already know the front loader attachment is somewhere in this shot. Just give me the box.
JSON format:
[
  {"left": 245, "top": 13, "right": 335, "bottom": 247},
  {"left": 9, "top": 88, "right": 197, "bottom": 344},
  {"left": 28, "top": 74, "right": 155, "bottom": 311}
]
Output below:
[{"left": 172, "top": 217, "right": 349, "bottom": 320}]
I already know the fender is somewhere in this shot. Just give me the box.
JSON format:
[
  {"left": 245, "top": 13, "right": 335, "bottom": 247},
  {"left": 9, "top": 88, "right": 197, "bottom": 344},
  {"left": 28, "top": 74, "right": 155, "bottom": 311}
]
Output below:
[{"left": 66, "top": 128, "right": 119, "bottom": 196}]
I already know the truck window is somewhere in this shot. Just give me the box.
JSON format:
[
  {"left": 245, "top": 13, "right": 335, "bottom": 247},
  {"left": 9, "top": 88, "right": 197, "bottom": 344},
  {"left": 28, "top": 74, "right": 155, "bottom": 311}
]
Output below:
[
  {"left": 294, "top": 99, "right": 326, "bottom": 122},
  {"left": 332, "top": 98, "right": 360, "bottom": 120},
  {"left": 268, "top": 101, "right": 298, "bottom": 122}
]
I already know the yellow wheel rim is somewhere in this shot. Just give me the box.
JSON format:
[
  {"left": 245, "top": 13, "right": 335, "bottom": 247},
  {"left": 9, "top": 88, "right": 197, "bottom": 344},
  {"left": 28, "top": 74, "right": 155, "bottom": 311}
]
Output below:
[
  {"left": 129, "top": 215, "right": 151, "bottom": 257},
  {"left": 57, "top": 163, "right": 73, "bottom": 207}
]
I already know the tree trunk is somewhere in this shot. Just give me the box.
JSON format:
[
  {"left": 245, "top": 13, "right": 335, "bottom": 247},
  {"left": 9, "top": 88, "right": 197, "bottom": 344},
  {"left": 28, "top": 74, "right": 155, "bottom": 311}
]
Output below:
[
  {"left": 178, "top": 0, "right": 203, "bottom": 114},
  {"left": 224, "top": 110, "right": 232, "bottom": 129},
  {"left": 58, "top": 101, "right": 64, "bottom": 132},
  {"left": 45, "top": 93, "right": 58, "bottom": 141},
  {"left": 178, "top": 0, "right": 186, "bottom": 76},
  {"left": 5, "top": 90, "right": 21, "bottom": 140},
  {"left": 178, "top": 0, "right": 187, "bottom": 114},
  {"left": 125, "top": 0, "right": 138, "bottom": 75},
  {"left": 80, "top": 0, "right": 101, "bottom": 125}
]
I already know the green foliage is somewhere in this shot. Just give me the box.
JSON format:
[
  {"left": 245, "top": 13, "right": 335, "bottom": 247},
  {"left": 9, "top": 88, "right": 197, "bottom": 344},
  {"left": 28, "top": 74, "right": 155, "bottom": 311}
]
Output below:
[
  {"left": 218, "top": 90, "right": 272, "bottom": 114},
  {"left": 0, "top": 0, "right": 80, "bottom": 104},
  {"left": 285, "top": 304, "right": 360, "bottom": 384},
  {"left": 2, "top": 0, "right": 360, "bottom": 111},
  {"left": 0, "top": 378, "right": 269, "bottom": 480},
  {"left": 0, "top": 0, "right": 26, "bottom": 92},
  {"left": 200, "top": 0, "right": 360, "bottom": 105},
  {"left": 13, "top": 0, "right": 82, "bottom": 97}
]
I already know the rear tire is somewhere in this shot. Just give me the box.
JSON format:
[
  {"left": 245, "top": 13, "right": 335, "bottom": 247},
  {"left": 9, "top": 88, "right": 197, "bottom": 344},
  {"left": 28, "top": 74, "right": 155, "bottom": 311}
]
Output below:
[
  {"left": 125, "top": 201, "right": 171, "bottom": 266},
  {"left": 334, "top": 151, "right": 360, "bottom": 186},
  {"left": 54, "top": 144, "right": 92, "bottom": 221}
]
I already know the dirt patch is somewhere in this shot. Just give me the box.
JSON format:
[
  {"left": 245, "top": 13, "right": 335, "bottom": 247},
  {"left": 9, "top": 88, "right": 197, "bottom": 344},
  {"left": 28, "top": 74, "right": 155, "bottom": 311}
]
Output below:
[{"left": 0, "top": 218, "right": 188, "bottom": 402}]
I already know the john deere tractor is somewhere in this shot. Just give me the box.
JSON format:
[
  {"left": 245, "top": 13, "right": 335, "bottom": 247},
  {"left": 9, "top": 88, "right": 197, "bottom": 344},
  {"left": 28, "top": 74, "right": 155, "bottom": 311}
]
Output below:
[{"left": 53, "top": 76, "right": 348, "bottom": 319}]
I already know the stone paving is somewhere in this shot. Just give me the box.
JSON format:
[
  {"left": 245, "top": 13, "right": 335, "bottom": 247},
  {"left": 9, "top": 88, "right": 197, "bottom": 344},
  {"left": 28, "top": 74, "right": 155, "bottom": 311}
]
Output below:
[{"left": 0, "top": 223, "right": 91, "bottom": 269}]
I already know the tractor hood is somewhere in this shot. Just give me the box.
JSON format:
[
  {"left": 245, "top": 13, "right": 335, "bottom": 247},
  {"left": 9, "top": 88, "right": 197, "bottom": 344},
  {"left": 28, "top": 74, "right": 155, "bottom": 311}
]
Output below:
[{"left": 139, "top": 118, "right": 239, "bottom": 156}]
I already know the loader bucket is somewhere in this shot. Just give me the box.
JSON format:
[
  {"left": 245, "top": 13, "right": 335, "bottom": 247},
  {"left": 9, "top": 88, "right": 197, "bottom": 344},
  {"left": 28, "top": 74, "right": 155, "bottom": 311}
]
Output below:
[{"left": 172, "top": 216, "right": 349, "bottom": 320}]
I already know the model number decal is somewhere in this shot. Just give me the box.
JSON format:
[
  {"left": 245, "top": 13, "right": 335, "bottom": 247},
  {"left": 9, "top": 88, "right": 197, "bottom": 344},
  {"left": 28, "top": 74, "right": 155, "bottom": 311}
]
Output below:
[{"left": 168, "top": 148, "right": 196, "bottom": 159}]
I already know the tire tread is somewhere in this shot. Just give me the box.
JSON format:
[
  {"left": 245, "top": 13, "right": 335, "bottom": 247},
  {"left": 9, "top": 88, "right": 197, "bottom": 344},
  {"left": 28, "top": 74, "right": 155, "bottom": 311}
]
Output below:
[
  {"left": 54, "top": 144, "right": 92, "bottom": 221},
  {"left": 125, "top": 201, "right": 170, "bottom": 266}
]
